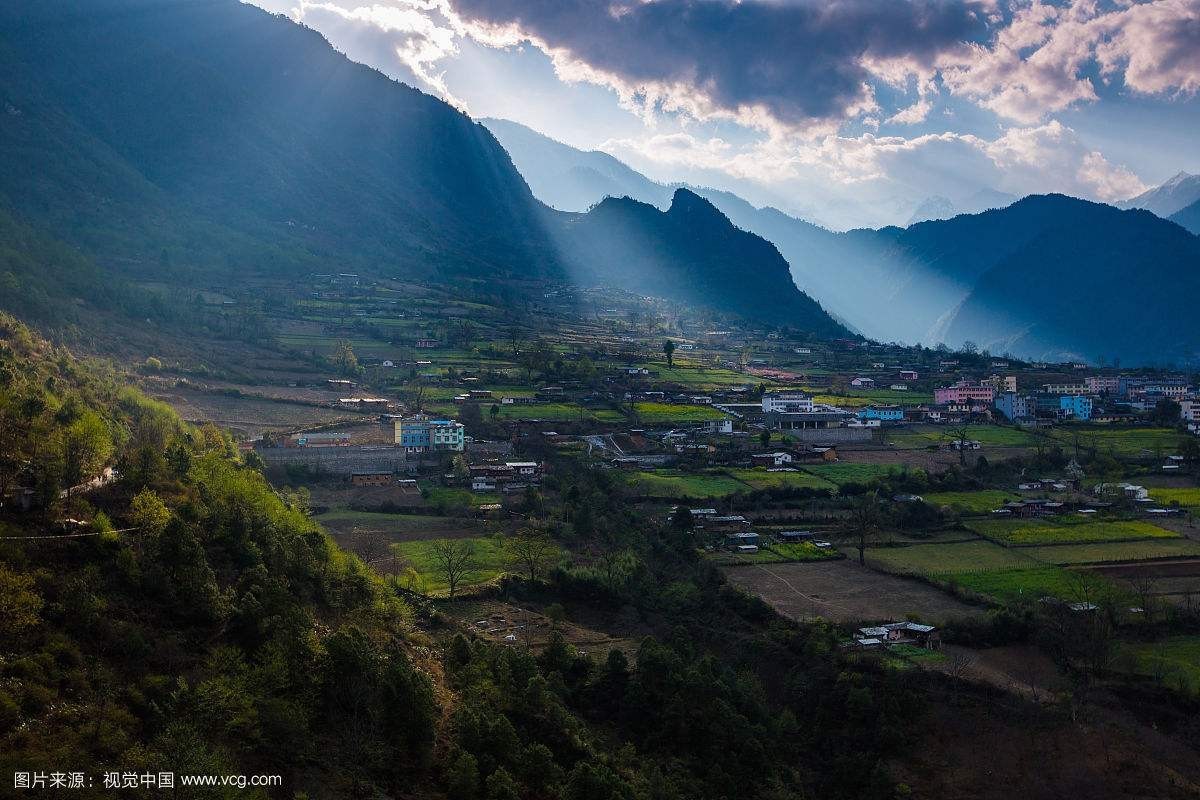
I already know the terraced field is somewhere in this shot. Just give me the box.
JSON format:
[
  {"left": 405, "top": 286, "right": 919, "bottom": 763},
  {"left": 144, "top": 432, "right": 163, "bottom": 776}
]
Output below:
[
  {"left": 1023, "top": 539, "right": 1200, "bottom": 565},
  {"left": 632, "top": 402, "right": 730, "bottom": 423},
  {"left": 728, "top": 468, "right": 835, "bottom": 491},
  {"left": 969, "top": 516, "right": 1179, "bottom": 546},
  {"left": 865, "top": 540, "right": 1038, "bottom": 575},
  {"left": 802, "top": 462, "right": 900, "bottom": 485},
  {"left": 941, "top": 567, "right": 1116, "bottom": 602},
  {"left": 623, "top": 470, "right": 749, "bottom": 498},
  {"left": 888, "top": 425, "right": 1037, "bottom": 449},
  {"left": 1041, "top": 426, "right": 1183, "bottom": 457},
  {"left": 922, "top": 490, "right": 1019, "bottom": 512}
]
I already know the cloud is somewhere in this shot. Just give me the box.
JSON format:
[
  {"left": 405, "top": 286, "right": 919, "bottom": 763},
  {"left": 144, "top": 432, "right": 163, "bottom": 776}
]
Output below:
[
  {"left": 445, "top": 0, "right": 990, "bottom": 135},
  {"left": 941, "top": 0, "right": 1200, "bottom": 122}
]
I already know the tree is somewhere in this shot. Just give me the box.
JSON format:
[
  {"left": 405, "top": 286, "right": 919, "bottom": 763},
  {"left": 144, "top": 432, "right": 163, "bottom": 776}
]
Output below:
[
  {"left": 945, "top": 424, "right": 974, "bottom": 466},
  {"left": 663, "top": 339, "right": 675, "bottom": 368},
  {"left": 505, "top": 526, "right": 558, "bottom": 582},
  {"left": 332, "top": 339, "right": 359, "bottom": 376},
  {"left": 430, "top": 540, "right": 479, "bottom": 598},
  {"left": 759, "top": 429, "right": 771, "bottom": 449},
  {"left": 845, "top": 491, "right": 883, "bottom": 567},
  {"left": 61, "top": 410, "right": 112, "bottom": 494},
  {"left": 1153, "top": 397, "right": 1182, "bottom": 427}
]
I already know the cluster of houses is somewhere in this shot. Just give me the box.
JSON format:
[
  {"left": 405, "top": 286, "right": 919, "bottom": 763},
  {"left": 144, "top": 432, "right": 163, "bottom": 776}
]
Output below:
[
  {"left": 848, "top": 621, "right": 940, "bottom": 651},
  {"left": 467, "top": 460, "right": 544, "bottom": 494}
]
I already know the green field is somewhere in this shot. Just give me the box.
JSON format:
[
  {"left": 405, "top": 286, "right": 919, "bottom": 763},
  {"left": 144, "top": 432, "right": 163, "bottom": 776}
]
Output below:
[
  {"left": 801, "top": 463, "right": 900, "bottom": 485},
  {"left": 1148, "top": 487, "right": 1200, "bottom": 508},
  {"left": 889, "top": 425, "right": 1036, "bottom": 449},
  {"left": 315, "top": 510, "right": 484, "bottom": 536},
  {"left": 865, "top": 540, "right": 1038, "bottom": 575},
  {"left": 708, "top": 541, "right": 839, "bottom": 565},
  {"left": 922, "top": 490, "right": 1019, "bottom": 512},
  {"left": 941, "top": 567, "right": 1113, "bottom": 602},
  {"left": 1117, "top": 636, "right": 1200, "bottom": 695},
  {"left": 632, "top": 402, "right": 729, "bottom": 423},
  {"left": 728, "top": 468, "right": 834, "bottom": 491},
  {"left": 1023, "top": 538, "right": 1200, "bottom": 565},
  {"left": 624, "top": 469, "right": 748, "bottom": 498},
  {"left": 645, "top": 362, "right": 752, "bottom": 389},
  {"left": 968, "top": 516, "right": 1179, "bottom": 545},
  {"left": 1042, "top": 427, "right": 1183, "bottom": 457},
  {"left": 389, "top": 536, "right": 514, "bottom": 596},
  {"left": 424, "top": 487, "right": 502, "bottom": 508},
  {"left": 811, "top": 389, "right": 933, "bottom": 407},
  {"left": 495, "top": 402, "right": 625, "bottom": 422}
]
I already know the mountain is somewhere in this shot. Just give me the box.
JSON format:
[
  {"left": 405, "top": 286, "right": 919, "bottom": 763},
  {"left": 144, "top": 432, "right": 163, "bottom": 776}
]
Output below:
[
  {"left": 1119, "top": 171, "right": 1200, "bottom": 218},
  {"left": 938, "top": 196, "right": 1200, "bottom": 364},
  {"left": 554, "top": 189, "right": 847, "bottom": 334},
  {"left": 482, "top": 118, "right": 673, "bottom": 212},
  {"left": 905, "top": 196, "right": 958, "bottom": 226},
  {"left": 0, "top": 0, "right": 843, "bottom": 335},
  {"left": 1170, "top": 198, "right": 1200, "bottom": 235}
]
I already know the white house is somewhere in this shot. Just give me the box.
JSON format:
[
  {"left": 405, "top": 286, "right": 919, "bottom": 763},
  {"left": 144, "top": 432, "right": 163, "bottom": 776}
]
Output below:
[{"left": 850, "top": 377, "right": 875, "bottom": 388}]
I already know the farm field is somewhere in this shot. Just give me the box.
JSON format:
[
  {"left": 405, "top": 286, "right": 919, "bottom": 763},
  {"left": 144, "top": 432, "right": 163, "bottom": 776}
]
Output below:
[
  {"left": 1148, "top": 487, "right": 1200, "bottom": 508},
  {"left": 968, "top": 517, "right": 1179, "bottom": 545},
  {"left": 644, "top": 363, "right": 752, "bottom": 389},
  {"left": 865, "top": 540, "right": 1039, "bottom": 575},
  {"left": 315, "top": 510, "right": 486, "bottom": 542},
  {"left": 802, "top": 462, "right": 900, "bottom": 485},
  {"left": 1041, "top": 426, "right": 1182, "bottom": 457},
  {"left": 391, "top": 536, "right": 516, "bottom": 596},
  {"left": 941, "top": 567, "right": 1116, "bottom": 603},
  {"left": 888, "top": 424, "right": 1037, "bottom": 449},
  {"left": 922, "top": 490, "right": 1018, "bottom": 512},
  {"left": 495, "top": 402, "right": 625, "bottom": 422},
  {"left": 811, "top": 389, "right": 933, "bottom": 407},
  {"left": 424, "top": 486, "right": 502, "bottom": 508},
  {"left": 708, "top": 542, "right": 840, "bottom": 566},
  {"left": 632, "top": 401, "right": 729, "bottom": 423},
  {"left": 623, "top": 469, "right": 748, "bottom": 498},
  {"left": 723, "top": 560, "right": 986, "bottom": 623},
  {"left": 1115, "top": 636, "right": 1200, "bottom": 695},
  {"left": 1023, "top": 538, "right": 1200, "bottom": 565},
  {"left": 727, "top": 468, "right": 834, "bottom": 491}
]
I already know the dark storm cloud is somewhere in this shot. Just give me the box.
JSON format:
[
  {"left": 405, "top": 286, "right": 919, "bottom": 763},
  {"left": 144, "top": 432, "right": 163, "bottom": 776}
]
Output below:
[{"left": 447, "top": 0, "right": 991, "bottom": 126}]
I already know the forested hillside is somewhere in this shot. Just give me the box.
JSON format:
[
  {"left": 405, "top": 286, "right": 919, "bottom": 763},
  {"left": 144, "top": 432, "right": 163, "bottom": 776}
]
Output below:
[{"left": 0, "top": 314, "right": 916, "bottom": 798}]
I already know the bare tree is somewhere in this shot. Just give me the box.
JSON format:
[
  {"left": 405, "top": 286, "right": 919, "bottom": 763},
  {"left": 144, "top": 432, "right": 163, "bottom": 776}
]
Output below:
[
  {"left": 945, "top": 425, "right": 974, "bottom": 466},
  {"left": 506, "top": 526, "right": 558, "bottom": 582},
  {"left": 351, "top": 527, "right": 390, "bottom": 566},
  {"left": 844, "top": 491, "right": 883, "bottom": 566},
  {"left": 429, "top": 539, "right": 479, "bottom": 598}
]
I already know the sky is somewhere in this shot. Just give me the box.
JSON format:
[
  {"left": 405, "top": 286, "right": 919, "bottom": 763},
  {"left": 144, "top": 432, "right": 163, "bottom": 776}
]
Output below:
[{"left": 247, "top": 0, "right": 1200, "bottom": 229}]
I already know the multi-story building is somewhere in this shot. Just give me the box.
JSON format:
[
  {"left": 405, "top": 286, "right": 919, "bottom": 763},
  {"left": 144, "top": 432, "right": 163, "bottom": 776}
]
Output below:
[
  {"left": 762, "top": 391, "right": 814, "bottom": 414},
  {"left": 1059, "top": 395, "right": 1093, "bottom": 421},
  {"left": 994, "top": 392, "right": 1033, "bottom": 421},
  {"left": 393, "top": 418, "right": 465, "bottom": 452},
  {"left": 934, "top": 381, "right": 995, "bottom": 405},
  {"left": 1085, "top": 376, "right": 1119, "bottom": 394},
  {"left": 1042, "top": 382, "right": 1088, "bottom": 395}
]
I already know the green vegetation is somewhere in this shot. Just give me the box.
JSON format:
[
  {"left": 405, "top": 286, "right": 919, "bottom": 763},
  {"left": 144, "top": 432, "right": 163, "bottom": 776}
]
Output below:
[
  {"left": 1042, "top": 426, "right": 1183, "bottom": 457},
  {"left": 942, "top": 567, "right": 1112, "bottom": 602},
  {"left": 1023, "top": 538, "right": 1200, "bottom": 565},
  {"left": 866, "top": 540, "right": 1038, "bottom": 575},
  {"left": 391, "top": 536, "right": 513, "bottom": 596},
  {"left": 623, "top": 469, "right": 748, "bottom": 498},
  {"left": 1148, "top": 487, "right": 1200, "bottom": 508},
  {"left": 803, "top": 462, "right": 901, "bottom": 485},
  {"left": 969, "top": 516, "right": 1179, "bottom": 545},
  {"left": 632, "top": 401, "right": 729, "bottom": 423},
  {"left": 889, "top": 425, "right": 1037, "bottom": 449},
  {"left": 711, "top": 541, "right": 840, "bottom": 565},
  {"left": 1117, "top": 636, "right": 1200, "bottom": 695},
  {"left": 922, "top": 490, "right": 1018, "bottom": 512},
  {"left": 728, "top": 468, "right": 835, "bottom": 491}
]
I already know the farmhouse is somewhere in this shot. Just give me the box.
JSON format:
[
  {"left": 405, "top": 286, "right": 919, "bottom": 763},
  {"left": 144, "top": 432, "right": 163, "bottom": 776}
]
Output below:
[
  {"left": 349, "top": 471, "right": 393, "bottom": 487},
  {"left": 855, "top": 622, "right": 940, "bottom": 649},
  {"left": 751, "top": 452, "right": 794, "bottom": 468}
]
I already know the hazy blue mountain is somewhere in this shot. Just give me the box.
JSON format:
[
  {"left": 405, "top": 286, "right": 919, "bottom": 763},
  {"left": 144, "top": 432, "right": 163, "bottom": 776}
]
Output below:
[
  {"left": 1170, "top": 198, "right": 1200, "bottom": 235},
  {"left": 905, "top": 196, "right": 957, "bottom": 226},
  {"left": 1119, "top": 171, "right": 1200, "bottom": 218},
  {"left": 554, "top": 189, "right": 847, "bottom": 335},
  {"left": 941, "top": 196, "right": 1200, "bottom": 365}
]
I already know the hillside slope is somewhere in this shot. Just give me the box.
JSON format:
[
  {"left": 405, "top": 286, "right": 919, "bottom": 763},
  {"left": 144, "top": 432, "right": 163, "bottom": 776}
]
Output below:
[
  {"left": 1170, "top": 198, "right": 1200, "bottom": 236},
  {"left": 555, "top": 190, "right": 847, "bottom": 334}
]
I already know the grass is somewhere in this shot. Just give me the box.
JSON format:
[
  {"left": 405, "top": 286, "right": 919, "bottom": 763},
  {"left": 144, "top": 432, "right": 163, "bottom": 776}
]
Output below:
[
  {"left": 922, "top": 490, "right": 1019, "bottom": 512},
  {"left": 968, "top": 516, "right": 1179, "bottom": 545},
  {"left": 424, "top": 487, "right": 501, "bottom": 508},
  {"left": 1116, "top": 636, "right": 1200, "bottom": 695},
  {"left": 707, "top": 541, "right": 840, "bottom": 565},
  {"left": 889, "top": 643, "right": 947, "bottom": 663},
  {"left": 1148, "top": 487, "right": 1200, "bottom": 508},
  {"left": 1041, "top": 427, "right": 1183, "bottom": 457},
  {"left": 801, "top": 463, "right": 899, "bottom": 486},
  {"left": 390, "top": 536, "right": 512, "bottom": 596},
  {"left": 623, "top": 470, "right": 748, "bottom": 498},
  {"left": 632, "top": 402, "right": 729, "bottom": 423},
  {"left": 645, "top": 363, "right": 752, "bottom": 389},
  {"left": 941, "top": 567, "right": 1113, "bottom": 602},
  {"left": 889, "top": 425, "right": 1036, "bottom": 449},
  {"left": 494, "top": 402, "right": 625, "bottom": 422},
  {"left": 727, "top": 468, "right": 834, "bottom": 491},
  {"left": 315, "top": 510, "right": 483, "bottom": 535},
  {"left": 865, "top": 539, "right": 1038, "bottom": 576},
  {"left": 1023, "top": 538, "right": 1200, "bottom": 565}
]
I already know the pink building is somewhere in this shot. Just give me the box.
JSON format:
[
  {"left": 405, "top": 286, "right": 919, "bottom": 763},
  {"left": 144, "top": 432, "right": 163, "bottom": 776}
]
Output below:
[{"left": 934, "top": 381, "right": 995, "bottom": 405}]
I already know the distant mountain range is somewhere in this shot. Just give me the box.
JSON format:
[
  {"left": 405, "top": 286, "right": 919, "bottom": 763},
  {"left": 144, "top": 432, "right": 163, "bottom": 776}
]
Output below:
[
  {"left": 904, "top": 189, "right": 1018, "bottom": 226},
  {"left": 487, "top": 119, "right": 1200, "bottom": 365},
  {"left": 1170, "top": 198, "right": 1200, "bottom": 235},
  {"left": 1119, "top": 171, "right": 1200, "bottom": 218},
  {"left": 0, "top": 0, "right": 843, "bottom": 335}
]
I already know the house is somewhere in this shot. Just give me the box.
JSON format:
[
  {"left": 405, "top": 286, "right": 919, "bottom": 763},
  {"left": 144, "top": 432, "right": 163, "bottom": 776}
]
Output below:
[
  {"left": 394, "top": 418, "right": 466, "bottom": 452},
  {"left": 1002, "top": 499, "right": 1065, "bottom": 517},
  {"left": 857, "top": 405, "right": 904, "bottom": 423},
  {"left": 326, "top": 378, "right": 356, "bottom": 390},
  {"left": 751, "top": 452, "right": 794, "bottom": 468},
  {"left": 850, "top": 377, "right": 875, "bottom": 388},
  {"left": 778, "top": 530, "right": 815, "bottom": 543},
  {"left": 994, "top": 392, "right": 1034, "bottom": 421},
  {"left": 1059, "top": 395, "right": 1093, "bottom": 421},
  {"left": 855, "top": 622, "right": 940, "bottom": 650},
  {"left": 724, "top": 531, "right": 760, "bottom": 550},
  {"left": 703, "top": 418, "right": 734, "bottom": 435},
  {"left": 506, "top": 461, "right": 541, "bottom": 478},
  {"left": 889, "top": 384, "right": 909, "bottom": 391},
  {"left": 346, "top": 472, "right": 391, "bottom": 487},
  {"left": 415, "top": 338, "right": 438, "bottom": 349},
  {"left": 899, "top": 370, "right": 919, "bottom": 381},
  {"left": 471, "top": 476, "right": 497, "bottom": 492}
]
